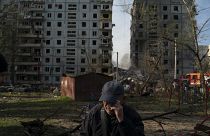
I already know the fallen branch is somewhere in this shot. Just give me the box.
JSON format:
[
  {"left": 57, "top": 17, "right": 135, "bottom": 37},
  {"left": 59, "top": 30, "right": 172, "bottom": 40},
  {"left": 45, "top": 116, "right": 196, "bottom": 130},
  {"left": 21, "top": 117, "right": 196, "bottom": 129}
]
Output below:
[
  {"left": 141, "top": 109, "right": 192, "bottom": 135},
  {"left": 175, "top": 112, "right": 191, "bottom": 117},
  {"left": 20, "top": 106, "right": 63, "bottom": 136},
  {"left": 153, "top": 119, "right": 166, "bottom": 136},
  {"left": 158, "top": 116, "right": 172, "bottom": 120},
  {"left": 142, "top": 110, "right": 178, "bottom": 121},
  {"left": 141, "top": 110, "right": 180, "bottom": 136},
  {"left": 55, "top": 105, "right": 90, "bottom": 136},
  {"left": 20, "top": 119, "right": 46, "bottom": 136}
]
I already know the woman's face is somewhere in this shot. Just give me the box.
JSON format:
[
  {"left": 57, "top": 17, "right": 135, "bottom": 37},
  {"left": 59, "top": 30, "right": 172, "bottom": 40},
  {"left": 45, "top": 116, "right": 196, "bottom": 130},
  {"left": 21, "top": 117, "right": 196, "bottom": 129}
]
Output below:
[
  {"left": 103, "top": 101, "right": 115, "bottom": 115},
  {"left": 102, "top": 95, "right": 124, "bottom": 115}
]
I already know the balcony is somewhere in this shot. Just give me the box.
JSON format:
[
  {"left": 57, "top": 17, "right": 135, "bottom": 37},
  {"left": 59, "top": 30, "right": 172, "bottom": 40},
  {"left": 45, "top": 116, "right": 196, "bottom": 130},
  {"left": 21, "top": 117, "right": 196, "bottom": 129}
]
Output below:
[
  {"left": 100, "top": 17, "right": 111, "bottom": 21},
  {"left": 100, "top": 14, "right": 112, "bottom": 20},
  {"left": 99, "top": 54, "right": 111, "bottom": 59},
  {"left": 34, "top": 25, "right": 43, "bottom": 29},
  {"left": 17, "top": 52, "right": 31, "bottom": 56},
  {"left": 100, "top": 9, "right": 112, "bottom": 13},
  {"left": 32, "top": 52, "right": 42, "bottom": 56},
  {"left": 100, "top": 25, "right": 112, "bottom": 30},
  {"left": 99, "top": 34, "right": 112, "bottom": 38},
  {"left": 101, "top": 63, "right": 112, "bottom": 67},
  {"left": 20, "top": 0, "right": 44, "bottom": 3},
  {"left": 100, "top": 4, "right": 112, "bottom": 12},
  {"left": 19, "top": 33, "right": 43, "bottom": 38},
  {"left": 23, "top": 15, "right": 44, "bottom": 20},
  {"left": 100, "top": 0, "right": 113, "bottom": 2},
  {"left": 15, "top": 62, "right": 39, "bottom": 65},
  {"left": 19, "top": 43, "right": 42, "bottom": 47},
  {"left": 16, "top": 71, "right": 38, "bottom": 75},
  {"left": 99, "top": 59, "right": 112, "bottom": 67},
  {"left": 29, "top": 7, "right": 44, "bottom": 11},
  {"left": 100, "top": 43, "right": 112, "bottom": 48},
  {"left": 19, "top": 25, "right": 32, "bottom": 29},
  {"left": 34, "top": 0, "right": 45, "bottom": 3},
  {"left": 30, "top": 16, "right": 44, "bottom": 20}
]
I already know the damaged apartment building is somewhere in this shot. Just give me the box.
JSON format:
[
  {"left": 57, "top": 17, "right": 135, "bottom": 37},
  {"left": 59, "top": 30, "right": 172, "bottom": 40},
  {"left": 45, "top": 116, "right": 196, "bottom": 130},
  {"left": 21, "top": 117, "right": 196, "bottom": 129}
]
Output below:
[
  {"left": 0, "top": 0, "right": 113, "bottom": 85},
  {"left": 130, "top": 0, "right": 195, "bottom": 80}
]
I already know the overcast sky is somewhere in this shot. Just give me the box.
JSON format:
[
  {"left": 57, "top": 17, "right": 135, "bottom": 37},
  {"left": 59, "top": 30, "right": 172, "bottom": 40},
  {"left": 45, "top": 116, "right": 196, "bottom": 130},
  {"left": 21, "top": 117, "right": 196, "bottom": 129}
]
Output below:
[{"left": 112, "top": 0, "right": 210, "bottom": 68}]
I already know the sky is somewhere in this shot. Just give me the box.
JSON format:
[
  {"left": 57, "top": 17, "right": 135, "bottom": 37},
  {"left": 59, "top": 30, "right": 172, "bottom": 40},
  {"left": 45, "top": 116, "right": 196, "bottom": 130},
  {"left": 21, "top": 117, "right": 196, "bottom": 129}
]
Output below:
[
  {"left": 112, "top": 0, "right": 210, "bottom": 68},
  {"left": 195, "top": 0, "right": 210, "bottom": 45},
  {"left": 112, "top": 0, "right": 133, "bottom": 68}
]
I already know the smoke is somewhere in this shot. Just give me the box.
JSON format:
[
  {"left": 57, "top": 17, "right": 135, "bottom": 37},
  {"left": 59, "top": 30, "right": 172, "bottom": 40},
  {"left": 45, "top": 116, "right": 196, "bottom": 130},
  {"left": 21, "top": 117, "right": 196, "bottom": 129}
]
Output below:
[
  {"left": 119, "top": 53, "right": 131, "bottom": 69},
  {"left": 112, "top": 53, "right": 131, "bottom": 70}
]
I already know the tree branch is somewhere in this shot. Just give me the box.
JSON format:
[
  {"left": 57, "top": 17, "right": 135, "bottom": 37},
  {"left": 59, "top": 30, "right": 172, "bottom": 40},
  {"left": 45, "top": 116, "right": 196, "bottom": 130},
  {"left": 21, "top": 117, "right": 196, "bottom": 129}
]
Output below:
[
  {"left": 153, "top": 119, "right": 166, "bottom": 136},
  {"left": 197, "top": 17, "right": 210, "bottom": 36},
  {"left": 201, "top": 49, "right": 209, "bottom": 62},
  {"left": 138, "top": 55, "right": 162, "bottom": 93},
  {"left": 162, "top": 36, "right": 197, "bottom": 56},
  {"left": 197, "top": 6, "right": 210, "bottom": 13},
  {"left": 142, "top": 110, "right": 178, "bottom": 121}
]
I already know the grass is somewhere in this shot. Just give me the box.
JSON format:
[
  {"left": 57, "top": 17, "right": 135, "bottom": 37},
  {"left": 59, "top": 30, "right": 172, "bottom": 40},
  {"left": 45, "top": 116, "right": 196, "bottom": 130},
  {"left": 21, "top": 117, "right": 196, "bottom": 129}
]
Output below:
[
  {"left": 0, "top": 92, "right": 89, "bottom": 136},
  {"left": 0, "top": 91, "right": 210, "bottom": 136}
]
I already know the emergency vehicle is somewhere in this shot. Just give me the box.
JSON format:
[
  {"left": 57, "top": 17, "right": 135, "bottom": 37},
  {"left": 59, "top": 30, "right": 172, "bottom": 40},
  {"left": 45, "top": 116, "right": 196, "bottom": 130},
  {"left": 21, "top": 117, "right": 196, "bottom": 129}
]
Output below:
[{"left": 185, "top": 72, "right": 210, "bottom": 91}]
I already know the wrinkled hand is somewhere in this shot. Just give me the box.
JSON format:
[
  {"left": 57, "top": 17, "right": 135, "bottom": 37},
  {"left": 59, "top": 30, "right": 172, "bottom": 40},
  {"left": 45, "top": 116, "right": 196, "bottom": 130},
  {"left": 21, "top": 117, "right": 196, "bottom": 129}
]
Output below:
[{"left": 110, "top": 101, "right": 124, "bottom": 122}]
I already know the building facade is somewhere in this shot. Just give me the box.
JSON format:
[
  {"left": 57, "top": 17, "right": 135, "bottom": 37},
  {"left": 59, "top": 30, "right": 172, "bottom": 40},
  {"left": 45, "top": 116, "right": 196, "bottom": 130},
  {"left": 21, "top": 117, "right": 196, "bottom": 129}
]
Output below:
[
  {"left": 17, "top": 0, "right": 45, "bottom": 84},
  {"left": 199, "top": 45, "right": 210, "bottom": 57},
  {"left": 43, "top": 0, "right": 113, "bottom": 85},
  {"left": 199, "top": 45, "right": 210, "bottom": 71},
  {"left": 0, "top": 0, "right": 113, "bottom": 85},
  {"left": 130, "top": 0, "right": 195, "bottom": 80}
]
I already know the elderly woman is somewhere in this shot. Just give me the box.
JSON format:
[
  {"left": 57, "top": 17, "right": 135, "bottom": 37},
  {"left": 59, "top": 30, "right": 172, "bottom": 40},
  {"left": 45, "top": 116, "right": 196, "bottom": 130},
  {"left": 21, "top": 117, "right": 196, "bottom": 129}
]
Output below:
[{"left": 80, "top": 80, "right": 145, "bottom": 136}]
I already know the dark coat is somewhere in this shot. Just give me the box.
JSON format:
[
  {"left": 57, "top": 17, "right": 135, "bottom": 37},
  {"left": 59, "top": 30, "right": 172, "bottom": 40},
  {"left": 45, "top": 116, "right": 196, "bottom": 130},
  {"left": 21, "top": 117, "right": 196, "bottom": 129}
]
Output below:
[{"left": 80, "top": 104, "right": 145, "bottom": 136}]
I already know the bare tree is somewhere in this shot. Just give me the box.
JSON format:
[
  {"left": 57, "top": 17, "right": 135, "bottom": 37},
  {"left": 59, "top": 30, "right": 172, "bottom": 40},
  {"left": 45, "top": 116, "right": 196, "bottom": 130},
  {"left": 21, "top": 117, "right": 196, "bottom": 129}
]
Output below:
[
  {"left": 161, "top": 0, "right": 210, "bottom": 114},
  {"left": 180, "top": 0, "right": 210, "bottom": 115}
]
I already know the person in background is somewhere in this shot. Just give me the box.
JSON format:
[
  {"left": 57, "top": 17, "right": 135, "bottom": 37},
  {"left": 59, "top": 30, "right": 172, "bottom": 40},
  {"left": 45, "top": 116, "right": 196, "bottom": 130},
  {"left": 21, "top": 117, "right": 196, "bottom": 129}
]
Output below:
[{"left": 80, "top": 80, "right": 145, "bottom": 136}]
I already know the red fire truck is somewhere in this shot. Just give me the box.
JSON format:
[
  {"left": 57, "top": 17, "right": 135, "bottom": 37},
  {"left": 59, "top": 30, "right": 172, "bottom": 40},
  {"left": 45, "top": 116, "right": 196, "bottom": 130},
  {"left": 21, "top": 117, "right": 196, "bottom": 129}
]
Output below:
[{"left": 185, "top": 72, "right": 210, "bottom": 91}]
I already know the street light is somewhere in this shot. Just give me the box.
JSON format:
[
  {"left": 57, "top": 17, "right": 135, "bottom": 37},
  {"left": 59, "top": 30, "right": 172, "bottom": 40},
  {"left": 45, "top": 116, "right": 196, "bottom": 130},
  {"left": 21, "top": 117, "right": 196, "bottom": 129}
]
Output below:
[
  {"left": 112, "top": 51, "right": 119, "bottom": 81},
  {"left": 174, "top": 39, "right": 177, "bottom": 80}
]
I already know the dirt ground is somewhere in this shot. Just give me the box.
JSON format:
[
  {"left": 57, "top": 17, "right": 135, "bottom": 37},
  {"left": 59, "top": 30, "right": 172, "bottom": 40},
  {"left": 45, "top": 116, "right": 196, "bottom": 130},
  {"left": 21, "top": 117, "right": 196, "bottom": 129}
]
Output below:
[
  {"left": 143, "top": 113, "right": 203, "bottom": 136},
  {"left": 45, "top": 111, "right": 207, "bottom": 136},
  {"left": 1, "top": 92, "right": 210, "bottom": 136},
  {"left": 44, "top": 106, "right": 209, "bottom": 136}
]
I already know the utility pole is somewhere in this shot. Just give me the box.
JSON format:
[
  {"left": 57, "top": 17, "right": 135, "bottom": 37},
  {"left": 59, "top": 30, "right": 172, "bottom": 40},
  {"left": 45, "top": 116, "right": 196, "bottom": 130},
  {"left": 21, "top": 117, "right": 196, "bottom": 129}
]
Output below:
[
  {"left": 174, "top": 39, "right": 177, "bottom": 80},
  {"left": 116, "top": 52, "right": 118, "bottom": 81}
]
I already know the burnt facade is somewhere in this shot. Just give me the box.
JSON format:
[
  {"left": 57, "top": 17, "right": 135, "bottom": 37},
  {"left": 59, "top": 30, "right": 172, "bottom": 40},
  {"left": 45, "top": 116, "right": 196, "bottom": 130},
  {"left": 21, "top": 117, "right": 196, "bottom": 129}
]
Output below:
[{"left": 130, "top": 0, "right": 195, "bottom": 79}]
